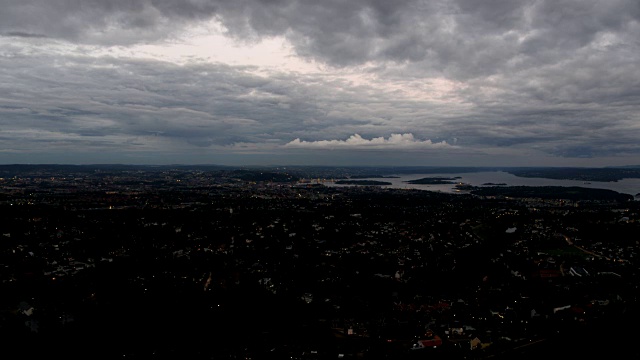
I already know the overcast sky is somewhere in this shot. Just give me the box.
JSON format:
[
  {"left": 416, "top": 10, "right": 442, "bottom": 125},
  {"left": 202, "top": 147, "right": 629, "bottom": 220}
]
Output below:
[{"left": 1, "top": 0, "right": 639, "bottom": 167}]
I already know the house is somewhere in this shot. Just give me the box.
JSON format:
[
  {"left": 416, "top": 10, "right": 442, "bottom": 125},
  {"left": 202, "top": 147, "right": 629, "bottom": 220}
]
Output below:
[
  {"left": 471, "top": 337, "right": 491, "bottom": 350},
  {"left": 18, "top": 301, "right": 34, "bottom": 316},
  {"left": 411, "top": 331, "right": 442, "bottom": 350}
]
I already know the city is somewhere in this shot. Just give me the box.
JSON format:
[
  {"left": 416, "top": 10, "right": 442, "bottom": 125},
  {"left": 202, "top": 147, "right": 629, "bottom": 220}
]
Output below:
[
  {"left": 5, "top": 1, "right": 640, "bottom": 359},
  {"left": 1, "top": 165, "right": 638, "bottom": 359}
]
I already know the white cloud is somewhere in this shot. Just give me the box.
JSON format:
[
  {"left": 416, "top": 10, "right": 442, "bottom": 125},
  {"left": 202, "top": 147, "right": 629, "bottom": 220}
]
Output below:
[{"left": 284, "top": 133, "right": 454, "bottom": 150}]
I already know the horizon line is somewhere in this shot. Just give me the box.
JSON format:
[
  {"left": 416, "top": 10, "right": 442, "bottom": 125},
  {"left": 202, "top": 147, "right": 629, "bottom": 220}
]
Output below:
[{"left": 1, "top": 163, "right": 639, "bottom": 169}]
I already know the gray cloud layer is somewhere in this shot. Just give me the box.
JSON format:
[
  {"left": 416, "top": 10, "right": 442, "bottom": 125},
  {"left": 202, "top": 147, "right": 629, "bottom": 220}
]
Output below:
[
  {"left": 4, "top": 1, "right": 638, "bottom": 73},
  {"left": 1, "top": 0, "right": 640, "bottom": 165}
]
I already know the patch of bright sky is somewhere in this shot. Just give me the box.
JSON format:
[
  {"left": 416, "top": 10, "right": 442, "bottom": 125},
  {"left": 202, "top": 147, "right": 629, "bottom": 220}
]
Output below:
[
  {"left": 104, "top": 20, "right": 321, "bottom": 74},
  {"left": 2, "top": 18, "right": 469, "bottom": 107},
  {"left": 93, "top": 19, "right": 467, "bottom": 105}
]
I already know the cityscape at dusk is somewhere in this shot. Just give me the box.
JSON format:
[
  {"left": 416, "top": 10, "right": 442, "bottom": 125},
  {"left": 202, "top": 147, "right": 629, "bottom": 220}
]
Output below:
[
  {"left": 2, "top": 1, "right": 640, "bottom": 359},
  {"left": 1, "top": 164, "right": 640, "bottom": 359}
]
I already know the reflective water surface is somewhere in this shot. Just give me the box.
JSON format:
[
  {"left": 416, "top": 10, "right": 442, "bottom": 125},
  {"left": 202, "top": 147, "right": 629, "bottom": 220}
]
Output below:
[{"left": 325, "top": 171, "right": 640, "bottom": 197}]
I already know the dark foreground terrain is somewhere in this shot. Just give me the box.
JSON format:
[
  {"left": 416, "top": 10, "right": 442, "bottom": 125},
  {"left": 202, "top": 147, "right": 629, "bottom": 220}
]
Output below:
[{"left": 1, "top": 166, "right": 639, "bottom": 359}]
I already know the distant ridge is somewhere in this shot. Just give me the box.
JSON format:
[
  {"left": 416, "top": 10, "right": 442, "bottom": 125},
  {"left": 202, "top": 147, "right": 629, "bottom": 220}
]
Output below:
[
  {"left": 2, "top": 164, "right": 640, "bottom": 182},
  {"left": 604, "top": 165, "right": 640, "bottom": 169}
]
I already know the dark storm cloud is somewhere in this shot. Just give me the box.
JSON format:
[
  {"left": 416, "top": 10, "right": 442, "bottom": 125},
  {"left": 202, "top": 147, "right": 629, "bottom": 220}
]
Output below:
[
  {"left": 3, "top": 1, "right": 638, "bottom": 68},
  {"left": 2, "top": 0, "right": 640, "bottom": 164},
  {"left": 5, "top": 32, "right": 48, "bottom": 38},
  {"left": 0, "top": 48, "right": 381, "bottom": 152},
  {"left": 0, "top": 0, "right": 217, "bottom": 43},
  {"left": 3, "top": 0, "right": 638, "bottom": 83}
]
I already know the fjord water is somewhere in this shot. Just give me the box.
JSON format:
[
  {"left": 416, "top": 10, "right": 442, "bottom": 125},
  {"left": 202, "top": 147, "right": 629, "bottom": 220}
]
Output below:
[{"left": 327, "top": 171, "right": 640, "bottom": 196}]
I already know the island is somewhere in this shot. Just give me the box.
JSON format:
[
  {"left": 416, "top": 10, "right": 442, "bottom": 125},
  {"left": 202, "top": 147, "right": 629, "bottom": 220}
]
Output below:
[
  {"left": 405, "top": 177, "right": 460, "bottom": 185},
  {"left": 482, "top": 182, "right": 507, "bottom": 186},
  {"left": 334, "top": 180, "right": 392, "bottom": 185},
  {"left": 505, "top": 167, "right": 640, "bottom": 182},
  {"left": 348, "top": 175, "right": 401, "bottom": 179}
]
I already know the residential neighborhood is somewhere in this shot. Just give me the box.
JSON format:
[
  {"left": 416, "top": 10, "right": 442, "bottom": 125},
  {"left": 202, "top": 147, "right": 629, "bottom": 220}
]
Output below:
[{"left": 1, "top": 165, "right": 638, "bottom": 359}]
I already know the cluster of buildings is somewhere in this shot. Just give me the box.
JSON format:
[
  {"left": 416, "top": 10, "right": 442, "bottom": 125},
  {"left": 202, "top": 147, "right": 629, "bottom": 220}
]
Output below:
[{"left": 0, "top": 166, "right": 638, "bottom": 358}]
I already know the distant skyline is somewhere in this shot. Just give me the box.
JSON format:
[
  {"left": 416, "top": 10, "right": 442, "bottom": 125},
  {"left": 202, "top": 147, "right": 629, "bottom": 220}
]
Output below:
[{"left": 2, "top": 1, "right": 640, "bottom": 167}]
